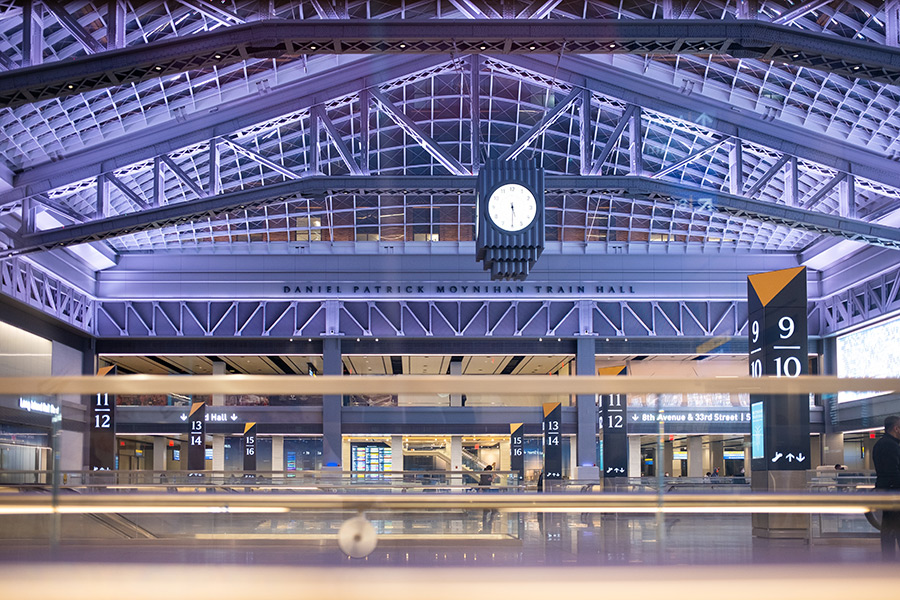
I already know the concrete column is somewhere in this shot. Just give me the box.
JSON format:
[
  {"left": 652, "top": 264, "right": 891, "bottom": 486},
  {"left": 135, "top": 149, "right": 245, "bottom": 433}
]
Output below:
[
  {"left": 342, "top": 437, "right": 351, "bottom": 471},
  {"left": 628, "top": 436, "right": 641, "bottom": 477},
  {"left": 322, "top": 337, "right": 342, "bottom": 468},
  {"left": 450, "top": 435, "right": 463, "bottom": 487},
  {"left": 743, "top": 438, "right": 752, "bottom": 477},
  {"left": 710, "top": 438, "right": 724, "bottom": 476},
  {"left": 52, "top": 341, "right": 85, "bottom": 471},
  {"left": 822, "top": 433, "right": 844, "bottom": 467},
  {"left": 499, "top": 438, "right": 510, "bottom": 471},
  {"left": 153, "top": 437, "right": 167, "bottom": 475},
  {"left": 211, "top": 361, "right": 226, "bottom": 472},
  {"left": 663, "top": 440, "right": 674, "bottom": 477},
  {"left": 449, "top": 359, "right": 462, "bottom": 406},
  {"left": 575, "top": 337, "right": 599, "bottom": 481},
  {"left": 271, "top": 436, "right": 284, "bottom": 472},
  {"left": 687, "top": 436, "right": 703, "bottom": 477},
  {"left": 391, "top": 435, "right": 403, "bottom": 471}
]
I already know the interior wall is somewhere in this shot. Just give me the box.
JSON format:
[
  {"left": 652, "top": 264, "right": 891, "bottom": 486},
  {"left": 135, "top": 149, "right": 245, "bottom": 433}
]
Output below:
[{"left": 0, "top": 321, "right": 52, "bottom": 377}]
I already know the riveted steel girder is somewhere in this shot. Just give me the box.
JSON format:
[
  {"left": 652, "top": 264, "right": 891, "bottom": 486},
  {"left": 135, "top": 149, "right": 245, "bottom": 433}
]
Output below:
[
  {"left": 4, "top": 175, "right": 900, "bottom": 259},
  {"left": 3, "top": 19, "right": 900, "bottom": 108}
]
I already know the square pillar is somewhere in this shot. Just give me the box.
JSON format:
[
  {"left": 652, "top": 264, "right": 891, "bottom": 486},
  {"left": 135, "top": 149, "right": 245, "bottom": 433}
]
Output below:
[
  {"left": 391, "top": 435, "right": 404, "bottom": 470},
  {"left": 322, "top": 337, "right": 342, "bottom": 468},
  {"left": 687, "top": 436, "right": 703, "bottom": 477},
  {"left": 449, "top": 359, "right": 462, "bottom": 407},
  {"left": 153, "top": 437, "right": 167, "bottom": 476},
  {"left": 628, "top": 436, "right": 641, "bottom": 477},
  {"left": 575, "top": 337, "right": 599, "bottom": 481},
  {"left": 271, "top": 435, "right": 284, "bottom": 472},
  {"left": 822, "top": 433, "right": 844, "bottom": 467},
  {"left": 211, "top": 361, "right": 226, "bottom": 471}
]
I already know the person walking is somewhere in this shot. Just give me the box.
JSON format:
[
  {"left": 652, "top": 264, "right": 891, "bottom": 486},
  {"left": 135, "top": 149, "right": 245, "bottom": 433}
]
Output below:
[{"left": 872, "top": 415, "right": 900, "bottom": 560}]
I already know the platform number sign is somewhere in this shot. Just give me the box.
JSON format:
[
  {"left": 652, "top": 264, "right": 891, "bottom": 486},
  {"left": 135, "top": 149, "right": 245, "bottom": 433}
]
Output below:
[
  {"left": 89, "top": 366, "right": 116, "bottom": 471},
  {"left": 187, "top": 401, "right": 206, "bottom": 474},
  {"left": 748, "top": 267, "right": 809, "bottom": 472},
  {"left": 599, "top": 365, "right": 628, "bottom": 477},
  {"left": 510, "top": 423, "right": 524, "bottom": 479},
  {"left": 542, "top": 403, "right": 562, "bottom": 480},
  {"left": 243, "top": 422, "right": 257, "bottom": 474}
]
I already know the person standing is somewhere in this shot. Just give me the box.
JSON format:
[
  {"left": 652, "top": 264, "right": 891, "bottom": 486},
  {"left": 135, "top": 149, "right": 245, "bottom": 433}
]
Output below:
[{"left": 872, "top": 415, "right": 900, "bottom": 560}]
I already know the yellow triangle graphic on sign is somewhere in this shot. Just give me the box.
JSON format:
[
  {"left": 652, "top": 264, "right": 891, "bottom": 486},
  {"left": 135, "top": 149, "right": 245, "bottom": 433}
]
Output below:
[
  {"left": 96, "top": 365, "right": 115, "bottom": 376},
  {"left": 748, "top": 266, "right": 805, "bottom": 307},
  {"left": 243, "top": 422, "right": 256, "bottom": 435},
  {"left": 510, "top": 423, "right": 523, "bottom": 434},
  {"left": 597, "top": 365, "right": 626, "bottom": 376},
  {"left": 190, "top": 402, "right": 205, "bottom": 416},
  {"left": 543, "top": 402, "right": 560, "bottom": 417}
]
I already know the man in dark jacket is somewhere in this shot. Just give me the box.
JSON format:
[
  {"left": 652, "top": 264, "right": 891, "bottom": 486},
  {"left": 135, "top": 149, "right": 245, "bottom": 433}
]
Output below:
[{"left": 872, "top": 415, "right": 900, "bottom": 559}]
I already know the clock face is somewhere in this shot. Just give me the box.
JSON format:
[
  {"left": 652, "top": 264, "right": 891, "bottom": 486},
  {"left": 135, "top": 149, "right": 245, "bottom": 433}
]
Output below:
[{"left": 487, "top": 183, "right": 537, "bottom": 232}]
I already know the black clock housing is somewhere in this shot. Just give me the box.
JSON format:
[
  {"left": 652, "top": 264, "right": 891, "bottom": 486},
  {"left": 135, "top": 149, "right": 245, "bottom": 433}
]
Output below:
[{"left": 476, "top": 159, "right": 545, "bottom": 281}]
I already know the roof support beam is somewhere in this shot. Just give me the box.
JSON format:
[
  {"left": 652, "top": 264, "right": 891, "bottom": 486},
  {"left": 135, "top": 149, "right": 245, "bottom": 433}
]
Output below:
[
  {"left": 589, "top": 105, "right": 635, "bottom": 176},
  {"left": 728, "top": 140, "right": 743, "bottom": 196},
  {"left": 498, "top": 87, "right": 581, "bottom": 161},
  {"left": 220, "top": 139, "right": 303, "bottom": 180},
  {"left": 42, "top": 0, "right": 103, "bottom": 54},
  {"left": 359, "top": 89, "right": 371, "bottom": 175},
  {"left": 6, "top": 20, "right": 900, "bottom": 108},
  {"left": 579, "top": 89, "right": 591, "bottom": 176},
  {"left": 744, "top": 154, "right": 790, "bottom": 198},
  {"left": 800, "top": 171, "right": 846, "bottom": 211},
  {"left": 887, "top": 0, "right": 900, "bottom": 48},
  {"left": 0, "top": 54, "right": 450, "bottom": 208},
  {"left": 177, "top": 0, "right": 245, "bottom": 26},
  {"left": 5, "top": 175, "right": 900, "bottom": 259},
  {"left": 503, "top": 53, "right": 900, "bottom": 190},
  {"left": 773, "top": 0, "right": 832, "bottom": 25},
  {"left": 371, "top": 88, "right": 469, "bottom": 176},
  {"left": 315, "top": 106, "right": 364, "bottom": 175},
  {"left": 106, "top": 0, "right": 126, "bottom": 50},
  {"left": 520, "top": 0, "right": 563, "bottom": 19},
  {"left": 22, "top": 0, "right": 43, "bottom": 68},
  {"left": 470, "top": 56, "right": 482, "bottom": 173},
  {"left": 160, "top": 155, "right": 205, "bottom": 200},
  {"left": 629, "top": 107, "right": 643, "bottom": 177},
  {"left": 652, "top": 136, "right": 730, "bottom": 180},
  {"left": 106, "top": 172, "right": 150, "bottom": 210}
]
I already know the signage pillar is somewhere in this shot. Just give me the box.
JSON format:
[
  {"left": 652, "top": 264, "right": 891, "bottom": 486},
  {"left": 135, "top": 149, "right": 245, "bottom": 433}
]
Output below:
[
  {"left": 510, "top": 423, "right": 524, "bottom": 481},
  {"left": 542, "top": 402, "right": 562, "bottom": 486},
  {"left": 599, "top": 365, "right": 628, "bottom": 480},
  {"left": 89, "top": 365, "right": 116, "bottom": 471},
  {"left": 322, "top": 337, "right": 342, "bottom": 469},
  {"left": 575, "top": 337, "right": 599, "bottom": 481},
  {"left": 243, "top": 422, "right": 257, "bottom": 475},
  {"left": 187, "top": 401, "right": 206, "bottom": 475},
  {"left": 748, "top": 266, "right": 809, "bottom": 537}
]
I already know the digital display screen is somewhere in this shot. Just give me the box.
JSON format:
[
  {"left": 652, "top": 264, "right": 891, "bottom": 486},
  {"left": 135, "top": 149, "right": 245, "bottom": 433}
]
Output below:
[
  {"left": 751, "top": 402, "right": 764, "bottom": 460},
  {"left": 173, "top": 449, "right": 180, "bottom": 461},
  {"left": 837, "top": 314, "right": 900, "bottom": 403}
]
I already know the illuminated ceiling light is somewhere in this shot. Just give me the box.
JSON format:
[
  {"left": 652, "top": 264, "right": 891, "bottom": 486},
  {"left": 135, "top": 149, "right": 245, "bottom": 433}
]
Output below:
[
  {"left": 480, "top": 45, "right": 486, "bottom": 50},
  {"left": 67, "top": 84, "right": 74, "bottom": 89},
  {"left": 310, "top": 45, "right": 317, "bottom": 50},
  {"left": 792, "top": 54, "right": 799, "bottom": 58},
  {"left": 399, "top": 43, "right": 406, "bottom": 48},
  {"left": 854, "top": 66, "right": 860, "bottom": 70},
  {"left": 608, "top": 43, "right": 616, "bottom": 48},
  {"left": 529, "top": 45, "right": 536, "bottom": 50},
  {"left": 214, "top": 54, "right": 222, "bottom": 59},
  {"left": 155, "top": 66, "right": 162, "bottom": 71},
  {"left": 698, "top": 46, "right": 705, "bottom": 50}
]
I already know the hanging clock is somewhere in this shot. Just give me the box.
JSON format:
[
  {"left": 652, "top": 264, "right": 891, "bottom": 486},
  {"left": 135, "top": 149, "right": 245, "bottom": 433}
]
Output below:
[{"left": 476, "top": 160, "right": 544, "bottom": 281}]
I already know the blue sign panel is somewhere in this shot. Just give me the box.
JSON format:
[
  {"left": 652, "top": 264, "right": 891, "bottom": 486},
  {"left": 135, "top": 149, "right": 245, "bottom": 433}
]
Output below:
[{"left": 751, "top": 402, "right": 764, "bottom": 460}]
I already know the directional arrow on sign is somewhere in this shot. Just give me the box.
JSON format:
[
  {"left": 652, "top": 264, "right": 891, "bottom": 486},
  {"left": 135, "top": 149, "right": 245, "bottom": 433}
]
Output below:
[
  {"left": 796, "top": 453, "right": 806, "bottom": 462},
  {"left": 179, "top": 413, "right": 187, "bottom": 421},
  {"left": 231, "top": 413, "right": 238, "bottom": 421},
  {"left": 631, "top": 414, "right": 640, "bottom": 421}
]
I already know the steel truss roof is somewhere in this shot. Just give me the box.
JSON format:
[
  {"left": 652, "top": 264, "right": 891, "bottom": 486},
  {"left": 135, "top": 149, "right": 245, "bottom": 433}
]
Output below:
[{"left": 0, "top": 1, "right": 899, "bottom": 337}]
